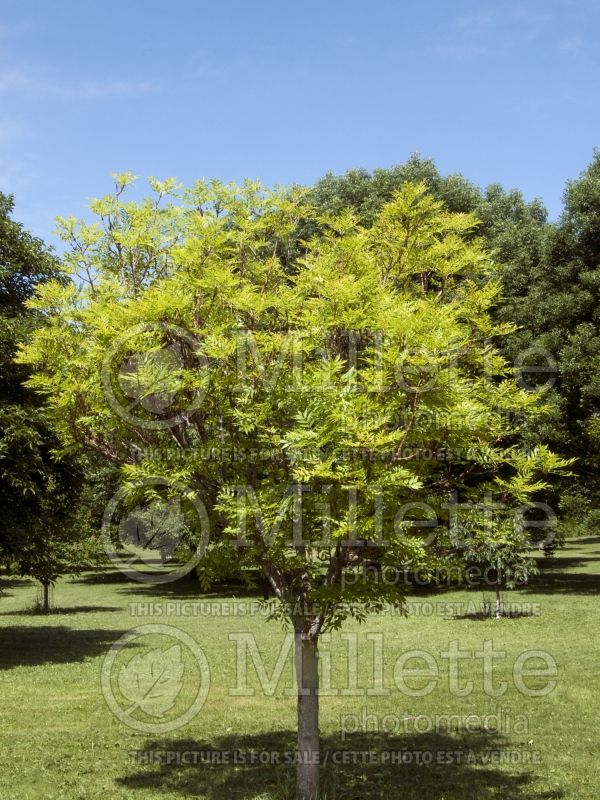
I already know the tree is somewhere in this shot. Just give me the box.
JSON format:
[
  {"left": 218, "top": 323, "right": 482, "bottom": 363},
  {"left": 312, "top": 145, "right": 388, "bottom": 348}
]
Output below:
[
  {"left": 494, "top": 152, "right": 600, "bottom": 518},
  {"left": 7, "top": 472, "right": 89, "bottom": 613},
  {"left": 0, "top": 193, "right": 62, "bottom": 559},
  {"left": 459, "top": 513, "right": 539, "bottom": 619},
  {"left": 21, "top": 176, "right": 566, "bottom": 799},
  {"left": 308, "top": 155, "right": 600, "bottom": 531},
  {"left": 308, "top": 154, "right": 482, "bottom": 224},
  {"left": 309, "top": 160, "right": 563, "bottom": 527},
  {"left": 0, "top": 192, "right": 104, "bottom": 608}
]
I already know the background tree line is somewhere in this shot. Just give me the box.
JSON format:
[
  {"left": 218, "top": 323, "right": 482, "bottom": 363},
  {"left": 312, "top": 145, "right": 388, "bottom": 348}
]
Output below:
[
  {"left": 1, "top": 151, "right": 599, "bottom": 600},
  {"left": 307, "top": 151, "right": 600, "bottom": 532}
]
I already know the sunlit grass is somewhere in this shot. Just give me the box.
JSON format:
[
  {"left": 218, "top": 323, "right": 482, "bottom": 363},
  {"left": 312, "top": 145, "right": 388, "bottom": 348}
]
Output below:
[{"left": 1, "top": 537, "right": 599, "bottom": 799}]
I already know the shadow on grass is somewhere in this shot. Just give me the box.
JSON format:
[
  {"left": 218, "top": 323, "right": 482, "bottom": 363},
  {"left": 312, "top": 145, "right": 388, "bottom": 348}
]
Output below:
[
  {"left": 116, "top": 582, "right": 269, "bottom": 601},
  {"left": 525, "top": 570, "right": 600, "bottom": 594},
  {"left": 568, "top": 536, "right": 600, "bottom": 545},
  {"left": 0, "top": 577, "right": 32, "bottom": 596},
  {"left": 76, "top": 569, "right": 264, "bottom": 600},
  {"left": 76, "top": 569, "right": 139, "bottom": 585},
  {"left": 538, "top": 555, "right": 600, "bottom": 568},
  {"left": 524, "top": 537, "right": 600, "bottom": 595},
  {"left": 526, "top": 561, "right": 600, "bottom": 595},
  {"left": 0, "top": 625, "right": 129, "bottom": 670},
  {"left": 0, "top": 605, "right": 124, "bottom": 617},
  {"left": 454, "top": 610, "right": 536, "bottom": 621},
  {"left": 118, "top": 731, "right": 562, "bottom": 800}
]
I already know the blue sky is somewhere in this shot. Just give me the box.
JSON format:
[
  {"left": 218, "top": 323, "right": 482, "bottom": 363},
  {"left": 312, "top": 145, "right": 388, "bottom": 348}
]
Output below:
[{"left": 0, "top": 0, "right": 598, "bottom": 246}]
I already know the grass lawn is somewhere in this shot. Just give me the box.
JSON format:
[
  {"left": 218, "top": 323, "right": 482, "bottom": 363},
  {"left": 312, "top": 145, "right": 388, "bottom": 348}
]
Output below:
[{"left": 1, "top": 536, "right": 599, "bottom": 799}]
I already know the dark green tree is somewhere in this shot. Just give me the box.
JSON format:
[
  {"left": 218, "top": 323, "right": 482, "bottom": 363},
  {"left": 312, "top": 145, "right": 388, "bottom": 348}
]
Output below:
[
  {"left": 1, "top": 191, "right": 61, "bottom": 552},
  {"left": 0, "top": 192, "right": 103, "bottom": 608},
  {"left": 495, "top": 153, "right": 600, "bottom": 522}
]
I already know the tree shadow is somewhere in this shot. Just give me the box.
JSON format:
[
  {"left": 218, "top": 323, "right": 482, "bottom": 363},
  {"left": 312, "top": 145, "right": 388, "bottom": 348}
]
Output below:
[
  {"left": 524, "top": 538, "right": 600, "bottom": 595},
  {"left": 526, "top": 562, "right": 600, "bottom": 595},
  {"left": 454, "top": 610, "right": 536, "bottom": 621},
  {"left": 115, "top": 581, "right": 268, "bottom": 600},
  {"left": 75, "top": 568, "right": 264, "bottom": 600},
  {"left": 119, "top": 730, "right": 563, "bottom": 800},
  {"left": 0, "top": 605, "right": 124, "bottom": 617},
  {"left": 76, "top": 569, "right": 139, "bottom": 585},
  {"left": 524, "top": 570, "right": 600, "bottom": 594},
  {"left": 568, "top": 536, "right": 600, "bottom": 545},
  {"left": 536, "top": 555, "right": 600, "bottom": 569},
  {"left": 0, "top": 577, "right": 32, "bottom": 596},
  {"left": 0, "top": 625, "right": 130, "bottom": 670}
]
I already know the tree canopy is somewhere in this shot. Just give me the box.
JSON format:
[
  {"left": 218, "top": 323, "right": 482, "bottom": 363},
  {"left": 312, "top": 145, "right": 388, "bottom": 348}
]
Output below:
[
  {"left": 19, "top": 176, "right": 568, "bottom": 798},
  {"left": 0, "top": 192, "right": 102, "bottom": 607}
]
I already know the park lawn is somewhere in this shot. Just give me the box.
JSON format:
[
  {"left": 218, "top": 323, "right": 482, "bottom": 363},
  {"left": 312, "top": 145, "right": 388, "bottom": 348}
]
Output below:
[{"left": 1, "top": 537, "right": 599, "bottom": 800}]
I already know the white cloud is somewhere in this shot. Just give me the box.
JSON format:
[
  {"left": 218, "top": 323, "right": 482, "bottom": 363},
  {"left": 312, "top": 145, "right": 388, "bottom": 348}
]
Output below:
[
  {"left": 430, "top": 4, "right": 557, "bottom": 60},
  {"left": 0, "top": 151, "right": 37, "bottom": 196},
  {"left": 454, "top": 11, "right": 496, "bottom": 31},
  {"left": 0, "top": 117, "right": 19, "bottom": 144},
  {"left": 0, "top": 114, "right": 36, "bottom": 197},
  {"left": 0, "top": 67, "right": 155, "bottom": 100},
  {"left": 429, "top": 43, "right": 493, "bottom": 59},
  {"left": 0, "top": 19, "right": 33, "bottom": 39},
  {"left": 560, "top": 35, "right": 584, "bottom": 56},
  {"left": 510, "top": 6, "right": 553, "bottom": 41}
]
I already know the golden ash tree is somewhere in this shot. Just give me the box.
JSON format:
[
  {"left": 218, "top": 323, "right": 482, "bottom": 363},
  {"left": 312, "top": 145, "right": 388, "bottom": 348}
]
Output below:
[{"left": 21, "top": 175, "right": 565, "bottom": 800}]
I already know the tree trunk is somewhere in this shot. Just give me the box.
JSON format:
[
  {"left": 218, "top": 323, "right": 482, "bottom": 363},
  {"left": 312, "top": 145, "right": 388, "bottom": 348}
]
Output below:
[
  {"left": 495, "top": 587, "right": 502, "bottom": 619},
  {"left": 294, "top": 628, "right": 320, "bottom": 800},
  {"left": 42, "top": 581, "right": 50, "bottom": 614},
  {"left": 261, "top": 577, "right": 271, "bottom": 601}
]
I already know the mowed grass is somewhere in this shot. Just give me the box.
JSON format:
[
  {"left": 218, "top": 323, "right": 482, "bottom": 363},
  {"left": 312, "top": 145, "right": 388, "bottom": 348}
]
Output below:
[{"left": 1, "top": 537, "right": 599, "bottom": 799}]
